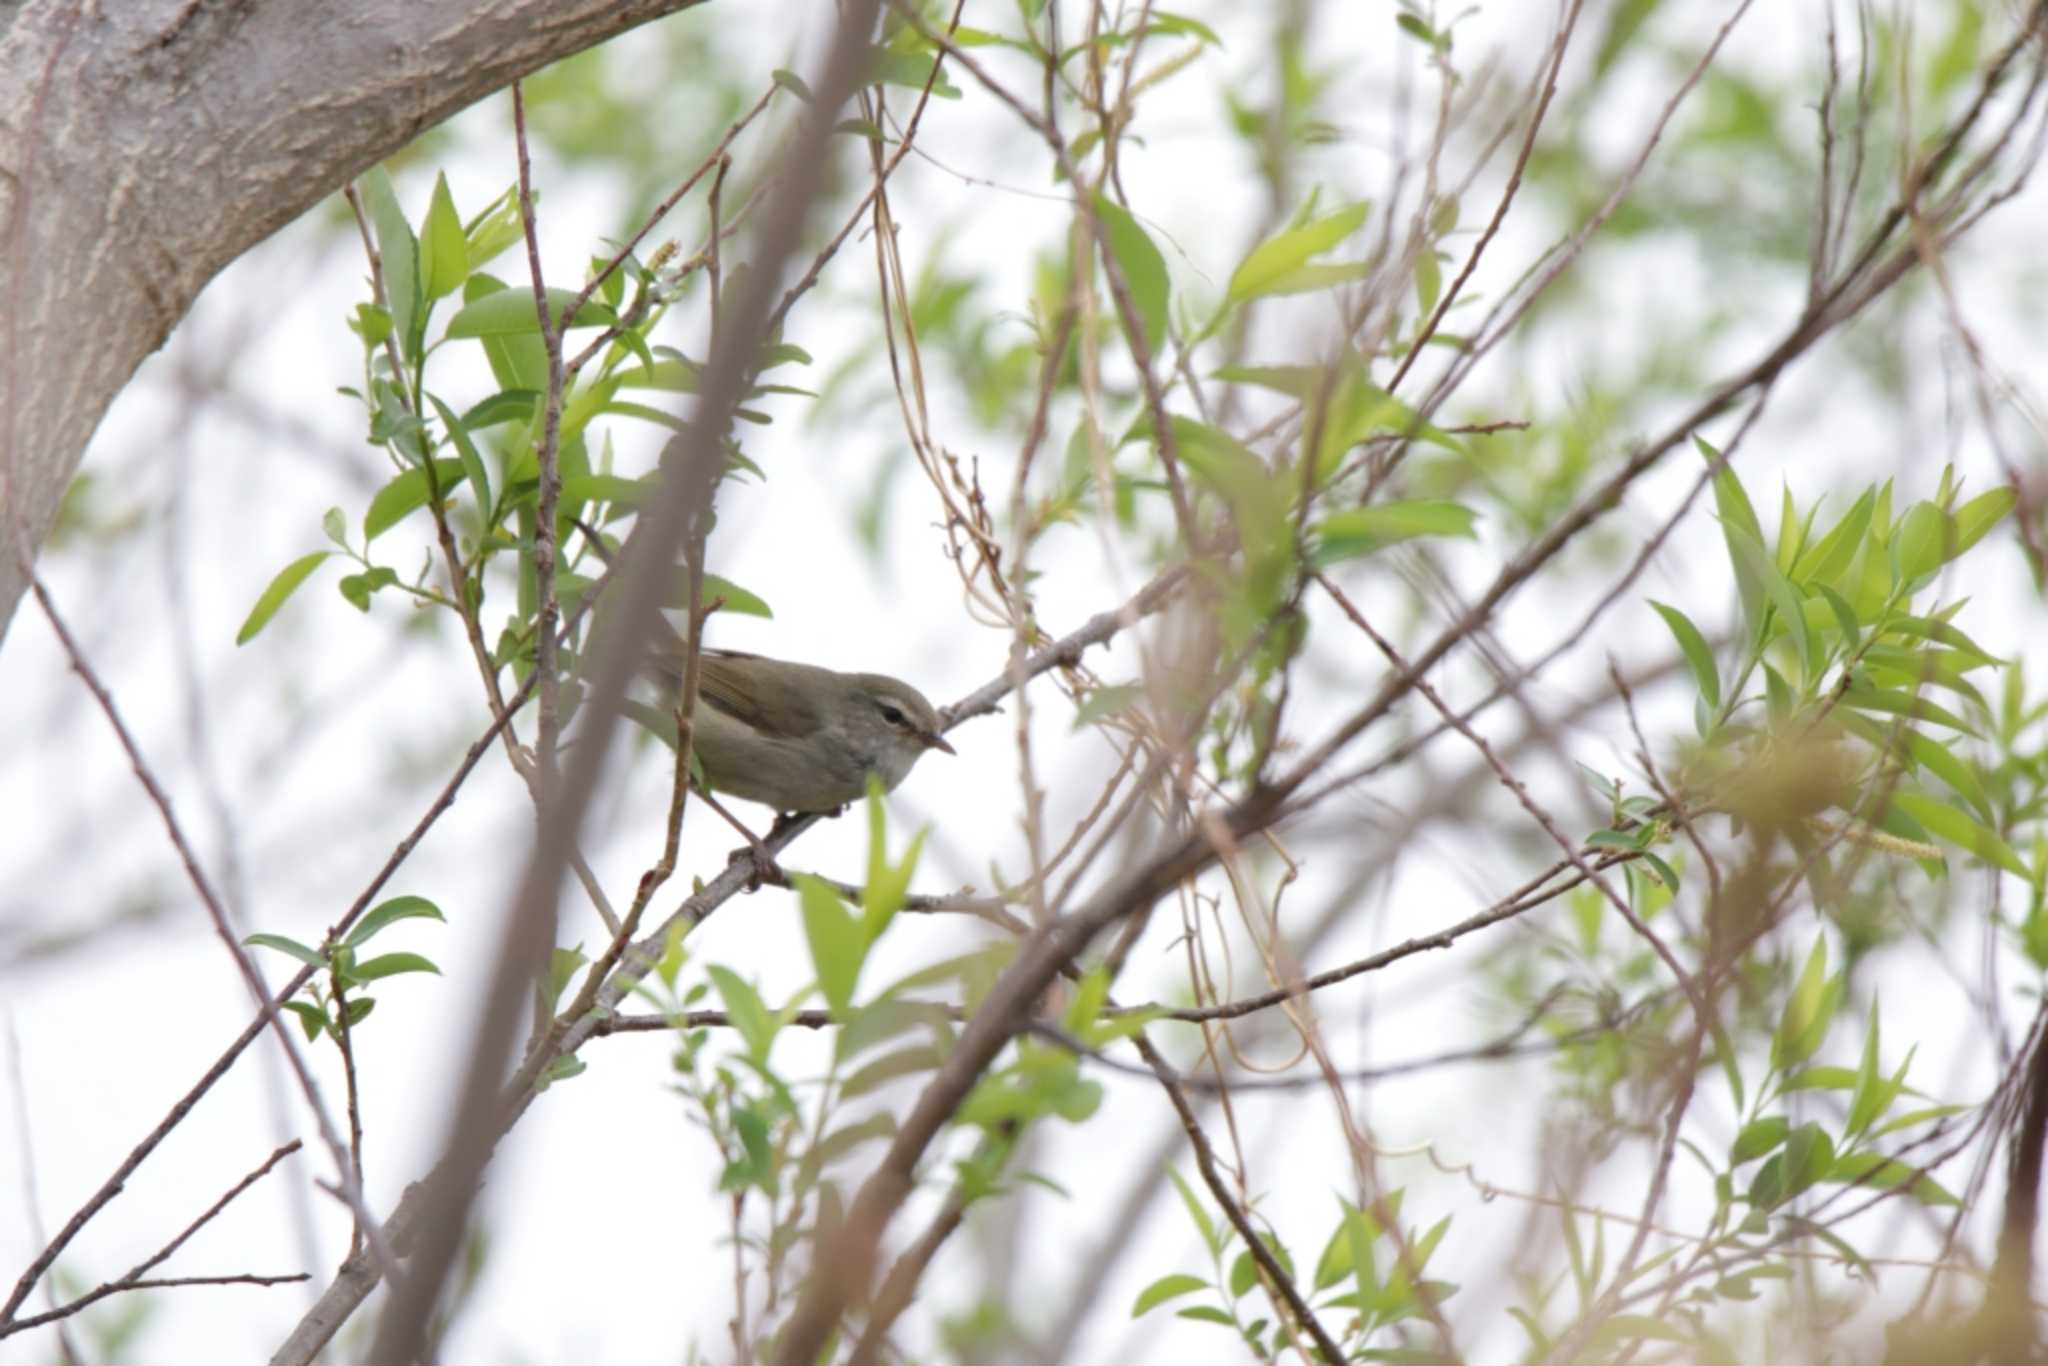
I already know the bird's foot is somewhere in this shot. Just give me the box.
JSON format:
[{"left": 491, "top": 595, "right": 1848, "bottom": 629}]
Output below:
[{"left": 727, "top": 838, "right": 786, "bottom": 892}]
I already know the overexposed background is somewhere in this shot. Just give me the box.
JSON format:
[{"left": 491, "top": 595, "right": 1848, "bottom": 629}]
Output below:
[{"left": 5, "top": 1, "right": 2046, "bottom": 1361}]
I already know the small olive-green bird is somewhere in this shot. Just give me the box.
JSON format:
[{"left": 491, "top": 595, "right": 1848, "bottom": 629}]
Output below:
[{"left": 647, "top": 644, "right": 955, "bottom": 814}]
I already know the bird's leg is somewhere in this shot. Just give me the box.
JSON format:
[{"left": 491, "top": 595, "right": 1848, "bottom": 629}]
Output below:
[{"left": 695, "top": 789, "right": 784, "bottom": 890}]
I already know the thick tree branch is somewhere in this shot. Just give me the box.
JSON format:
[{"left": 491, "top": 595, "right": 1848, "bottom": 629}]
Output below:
[{"left": 0, "top": 0, "right": 710, "bottom": 639}]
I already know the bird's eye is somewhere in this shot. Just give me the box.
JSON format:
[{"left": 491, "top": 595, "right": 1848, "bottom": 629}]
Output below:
[{"left": 878, "top": 703, "right": 907, "bottom": 727}]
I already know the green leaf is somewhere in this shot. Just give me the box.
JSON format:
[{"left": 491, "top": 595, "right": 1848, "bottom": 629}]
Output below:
[
  {"left": 1649, "top": 601, "right": 1720, "bottom": 710},
  {"left": 1845, "top": 1007, "right": 1899, "bottom": 1139},
  {"left": 1730, "top": 1116, "right": 1788, "bottom": 1164},
  {"left": 1061, "top": 964, "right": 1113, "bottom": 1041},
  {"left": 1780, "top": 1065, "right": 1859, "bottom": 1092},
  {"left": 834, "top": 998, "right": 944, "bottom": 1065},
  {"left": 1236, "top": 260, "right": 1373, "bottom": 297},
  {"left": 772, "top": 67, "right": 813, "bottom": 100},
  {"left": 1814, "top": 583, "right": 1861, "bottom": 651},
  {"left": 1839, "top": 685, "right": 1977, "bottom": 736},
  {"left": 838, "top": 1042, "right": 943, "bottom": 1099},
  {"left": 1313, "top": 1212, "right": 1356, "bottom": 1291},
  {"left": 1900, "top": 727, "right": 1994, "bottom": 823},
  {"left": 243, "top": 932, "right": 327, "bottom": 969},
  {"left": 421, "top": 173, "right": 469, "bottom": 302},
  {"left": 1341, "top": 1199, "right": 1381, "bottom": 1315},
  {"left": 1772, "top": 937, "right": 1832, "bottom": 1071},
  {"left": 561, "top": 473, "right": 653, "bottom": 510},
  {"left": 546, "top": 945, "right": 589, "bottom": 1013},
  {"left": 1314, "top": 500, "right": 1477, "bottom": 566},
  {"left": 1132, "top": 1273, "right": 1209, "bottom": 1318},
  {"left": 1414, "top": 246, "right": 1443, "bottom": 317},
  {"left": 1590, "top": 1315, "right": 1693, "bottom": 1347},
  {"left": 1873, "top": 1103, "right": 1971, "bottom": 1138},
  {"left": 1175, "top": 1305, "right": 1236, "bottom": 1326},
  {"left": 1166, "top": 418, "right": 1290, "bottom": 587},
  {"left": 1723, "top": 521, "right": 1813, "bottom": 675},
  {"left": 1779, "top": 1123, "right": 1836, "bottom": 1200},
  {"left": 1228, "top": 1236, "right": 1294, "bottom": 1299},
  {"left": 1149, "top": 12, "right": 1221, "bottom": 45},
  {"left": 337, "top": 567, "right": 398, "bottom": 613},
  {"left": 796, "top": 875, "right": 865, "bottom": 1015},
  {"left": 1166, "top": 1167, "right": 1221, "bottom": 1254},
  {"left": 1889, "top": 793, "right": 2030, "bottom": 878},
  {"left": 860, "top": 794, "right": 925, "bottom": 943},
  {"left": 283, "top": 1000, "right": 330, "bottom": 1042},
  {"left": 1225, "top": 201, "right": 1371, "bottom": 304},
  {"left": 865, "top": 46, "right": 962, "bottom": 98},
  {"left": 1093, "top": 193, "right": 1170, "bottom": 355},
  {"left": 1073, "top": 683, "right": 1143, "bottom": 729},
  {"left": 1891, "top": 500, "right": 1949, "bottom": 587},
  {"left": 1793, "top": 489, "right": 1875, "bottom": 586},
  {"left": 1883, "top": 613, "right": 2002, "bottom": 668},
  {"left": 1952, "top": 485, "right": 2016, "bottom": 556},
  {"left": 1228, "top": 1248, "right": 1258, "bottom": 1298},
  {"left": 1827, "top": 1151, "right": 1958, "bottom": 1206},
  {"left": 236, "top": 551, "right": 330, "bottom": 645},
  {"left": 833, "top": 117, "right": 887, "bottom": 144},
  {"left": 707, "top": 966, "right": 778, "bottom": 1062},
  {"left": 342, "top": 951, "right": 441, "bottom": 983},
  {"left": 344, "top": 895, "right": 446, "bottom": 949},
  {"left": 1701, "top": 437, "right": 1766, "bottom": 634},
  {"left": 462, "top": 185, "right": 525, "bottom": 269},
  {"left": 428, "top": 394, "right": 493, "bottom": 524},
  {"left": 444, "top": 287, "right": 617, "bottom": 338},
  {"left": 364, "top": 459, "right": 467, "bottom": 542},
  {"left": 360, "top": 167, "right": 421, "bottom": 360},
  {"left": 1775, "top": 481, "right": 1806, "bottom": 572},
  {"left": 1215, "top": 362, "right": 1460, "bottom": 471},
  {"left": 698, "top": 574, "right": 773, "bottom": 619}
]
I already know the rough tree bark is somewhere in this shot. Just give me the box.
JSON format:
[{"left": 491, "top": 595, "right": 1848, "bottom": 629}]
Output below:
[{"left": 0, "top": 0, "right": 706, "bottom": 639}]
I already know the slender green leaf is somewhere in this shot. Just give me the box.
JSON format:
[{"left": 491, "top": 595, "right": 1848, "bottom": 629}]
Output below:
[
  {"left": 360, "top": 168, "right": 421, "bottom": 359},
  {"left": 1093, "top": 193, "right": 1170, "bottom": 354},
  {"left": 1724, "top": 522, "right": 1813, "bottom": 674},
  {"left": 1891, "top": 500, "right": 1948, "bottom": 586},
  {"left": 1701, "top": 437, "right": 1764, "bottom": 633},
  {"left": 344, "top": 895, "right": 446, "bottom": 948},
  {"left": 1167, "top": 1167, "right": 1221, "bottom": 1254},
  {"left": 698, "top": 573, "right": 773, "bottom": 619},
  {"left": 243, "top": 932, "right": 327, "bottom": 969},
  {"left": 1650, "top": 601, "right": 1720, "bottom": 710},
  {"left": 1889, "top": 793, "right": 2030, "bottom": 878},
  {"left": 795, "top": 875, "right": 865, "bottom": 1014},
  {"left": 1839, "top": 686, "right": 1977, "bottom": 736},
  {"left": 236, "top": 552, "right": 330, "bottom": 645},
  {"left": 444, "top": 287, "right": 617, "bottom": 338},
  {"left": 1794, "top": 489, "right": 1875, "bottom": 586},
  {"left": 1772, "top": 938, "right": 1832, "bottom": 1070},
  {"left": 1314, "top": 500, "right": 1477, "bottom": 565},
  {"left": 1731, "top": 1116, "right": 1788, "bottom": 1164},
  {"left": 427, "top": 394, "right": 493, "bottom": 523},
  {"left": 1952, "top": 486, "right": 2016, "bottom": 556},
  {"left": 707, "top": 966, "right": 778, "bottom": 1062},
  {"left": 283, "top": 1000, "right": 330, "bottom": 1042},
  {"left": 1132, "top": 1274, "right": 1209, "bottom": 1318},
  {"left": 342, "top": 951, "right": 441, "bottom": 983},
  {"left": 421, "top": 172, "right": 469, "bottom": 302},
  {"left": 1225, "top": 201, "right": 1371, "bottom": 304},
  {"left": 364, "top": 459, "right": 467, "bottom": 542}
]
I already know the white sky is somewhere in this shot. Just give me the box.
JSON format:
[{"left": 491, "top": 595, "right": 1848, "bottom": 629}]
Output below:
[{"left": 4, "top": 1, "right": 2046, "bottom": 1361}]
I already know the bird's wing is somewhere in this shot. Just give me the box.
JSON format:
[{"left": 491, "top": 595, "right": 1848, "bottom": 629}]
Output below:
[{"left": 694, "top": 650, "right": 828, "bottom": 741}]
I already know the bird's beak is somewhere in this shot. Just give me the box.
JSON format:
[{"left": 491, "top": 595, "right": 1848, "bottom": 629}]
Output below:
[{"left": 925, "top": 731, "right": 957, "bottom": 756}]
